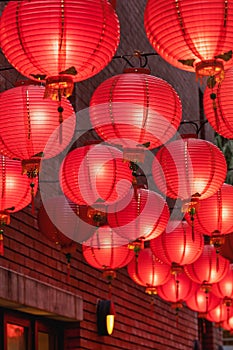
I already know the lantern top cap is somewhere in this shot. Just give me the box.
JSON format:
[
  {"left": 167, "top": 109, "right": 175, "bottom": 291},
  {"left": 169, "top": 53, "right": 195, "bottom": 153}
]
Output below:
[{"left": 123, "top": 67, "right": 151, "bottom": 75}]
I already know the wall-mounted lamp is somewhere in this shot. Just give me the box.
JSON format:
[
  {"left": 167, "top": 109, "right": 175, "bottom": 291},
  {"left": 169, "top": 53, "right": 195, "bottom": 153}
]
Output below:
[{"left": 96, "top": 299, "right": 115, "bottom": 336}]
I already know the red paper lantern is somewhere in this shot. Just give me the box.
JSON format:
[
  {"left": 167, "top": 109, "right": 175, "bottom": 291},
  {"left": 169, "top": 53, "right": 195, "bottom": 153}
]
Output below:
[
  {"left": 211, "top": 264, "right": 233, "bottom": 300},
  {"left": 0, "top": 0, "right": 120, "bottom": 98},
  {"left": 82, "top": 225, "right": 134, "bottom": 276},
  {"left": 127, "top": 247, "right": 171, "bottom": 294},
  {"left": 150, "top": 220, "right": 204, "bottom": 266},
  {"left": 185, "top": 183, "right": 233, "bottom": 247},
  {"left": 60, "top": 143, "right": 133, "bottom": 206},
  {"left": 204, "top": 67, "right": 233, "bottom": 138},
  {"left": 185, "top": 285, "right": 220, "bottom": 315},
  {"left": 90, "top": 70, "right": 182, "bottom": 151},
  {"left": 206, "top": 301, "right": 233, "bottom": 324},
  {"left": 157, "top": 272, "right": 196, "bottom": 304},
  {"left": 37, "top": 196, "right": 95, "bottom": 247},
  {"left": 184, "top": 244, "right": 229, "bottom": 285},
  {"left": 107, "top": 188, "right": 170, "bottom": 243},
  {"left": 222, "top": 315, "right": 233, "bottom": 331},
  {"left": 152, "top": 137, "right": 227, "bottom": 201},
  {"left": 0, "top": 155, "right": 38, "bottom": 215},
  {"left": 0, "top": 84, "right": 75, "bottom": 162},
  {"left": 144, "top": 0, "right": 233, "bottom": 79}
]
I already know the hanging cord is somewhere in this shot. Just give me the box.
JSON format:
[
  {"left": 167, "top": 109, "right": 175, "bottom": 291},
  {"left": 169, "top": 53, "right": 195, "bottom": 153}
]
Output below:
[
  {"left": 113, "top": 50, "right": 158, "bottom": 70},
  {"left": 58, "top": 90, "right": 63, "bottom": 144}
]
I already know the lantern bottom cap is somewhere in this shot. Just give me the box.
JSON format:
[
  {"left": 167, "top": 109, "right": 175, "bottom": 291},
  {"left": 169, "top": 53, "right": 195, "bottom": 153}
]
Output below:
[
  {"left": 45, "top": 75, "right": 74, "bottom": 101},
  {"left": 195, "top": 59, "right": 224, "bottom": 79}
]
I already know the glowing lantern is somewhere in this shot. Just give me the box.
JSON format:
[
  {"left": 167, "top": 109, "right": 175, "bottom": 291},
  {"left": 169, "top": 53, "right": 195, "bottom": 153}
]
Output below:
[
  {"left": 204, "top": 67, "right": 233, "bottom": 138},
  {"left": 206, "top": 301, "right": 233, "bottom": 324},
  {"left": 157, "top": 272, "right": 196, "bottom": 306},
  {"left": 0, "top": 155, "right": 38, "bottom": 215},
  {"left": 211, "top": 264, "right": 233, "bottom": 301},
  {"left": 185, "top": 285, "right": 221, "bottom": 316},
  {"left": 127, "top": 247, "right": 171, "bottom": 295},
  {"left": 0, "top": 83, "right": 75, "bottom": 176},
  {"left": 184, "top": 244, "right": 229, "bottom": 286},
  {"left": 152, "top": 137, "right": 227, "bottom": 201},
  {"left": 107, "top": 188, "right": 170, "bottom": 244},
  {"left": 150, "top": 220, "right": 204, "bottom": 267},
  {"left": 144, "top": 0, "right": 233, "bottom": 80},
  {"left": 90, "top": 69, "right": 182, "bottom": 154},
  {"left": 60, "top": 143, "right": 133, "bottom": 206},
  {"left": 185, "top": 183, "right": 233, "bottom": 248},
  {"left": 222, "top": 315, "right": 233, "bottom": 331},
  {"left": 82, "top": 225, "right": 134, "bottom": 279},
  {"left": 0, "top": 155, "right": 39, "bottom": 254},
  {"left": 0, "top": 0, "right": 120, "bottom": 99}
]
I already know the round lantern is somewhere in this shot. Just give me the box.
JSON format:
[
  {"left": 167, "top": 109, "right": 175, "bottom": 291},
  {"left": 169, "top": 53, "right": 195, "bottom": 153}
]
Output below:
[
  {"left": 82, "top": 225, "right": 134, "bottom": 278},
  {"left": 90, "top": 69, "right": 182, "bottom": 151},
  {"left": 185, "top": 285, "right": 221, "bottom": 315},
  {"left": 150, "top": 220, "right": 204, "bottom": 267},
  {"left": 0, "top": 84, "right": 75, "bottom": 168},
  {"left": 0, "top": 0, "right": 120, "bottom": 99},
  {"left": 60, "top": 143, "right": 133, "bottom": 206},
  {"left": 152, "top": 137, "right": 227, "bottom": 201},
  {"left": 206, "top": 301, "right": 233, "bottom": 324},
  {"left": 0, "top": 155, "right": 39, "bottom": 254},
  {"left": 0, "top": 155, "right": 38, "bottom": 215},
  {"left": 157, "top": 272, "right": 196, "bottom": 305},
  {"left": 37, "top": 196, "right": 95, "bottom": 247},
  {"left": 222, "top": 315, "right": 233, "bottom": 331},
  {"left": 127, "top": 247, "right": 171, "bottom": 295},
  {"left": 107, "top": 188, "right": 170, "bottom": 243},
  {"left": 144, "top": 0, "right": 233, "bottom": 79},
  {"left": 185, "top": 183, "right": 233, "bottom": 248},
  {"left": 184, "top": 244, "right": 229, "bottom": 286},
  {"left": 204, "top": 67, "right": 233, "bottom": 138},
  {"left": 211, "top": 264, "right": 233, "bottom": 301}
]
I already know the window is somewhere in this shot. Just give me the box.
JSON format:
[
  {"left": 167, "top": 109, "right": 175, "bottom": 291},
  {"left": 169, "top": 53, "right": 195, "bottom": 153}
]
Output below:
[{"left": 2, "top": 309, "right": 62, "bottom": 350}]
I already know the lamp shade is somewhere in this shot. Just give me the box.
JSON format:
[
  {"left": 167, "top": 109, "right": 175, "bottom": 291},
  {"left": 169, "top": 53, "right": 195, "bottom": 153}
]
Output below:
[
  {"left": 0, "top": 155, "right": 38, "bottom": 214},
  {"left": 0, "top": 0, "right": 120, "bottom": 97},
  {"left": 127, "top": 247, "right": 171, "bottom": 294},
  {"left": 107, "top": 188, "right": 170, "bottom": 242},
  {"left": 150, "top": 220, "right": 204, "bottom": 266},
  {"left": 204, "top": 67, "right": 233, "bottom": 138},
  {"left": 0, "top": 84, "right": 75, "bottom": 160},
  {"left": 60, "top": 143, "right": 132, "bottom": 206},
  {"left": 90, "top": 71, "right": 182, "bottom": 149},
  {"left": 157, "top": 272, "right": 196, "bottom": 304},
  {"left": 82, "top": 225, "right": 134, "bottom": 273},
  {"left": 185, "top": 285, "right": 221, "bottom": 314},
  {"left": 37, "top": 196, "right": 95, "bottom": 247},
  {"left": 184, "top": 244, "right": 229, "bottom": 285},
  {"left": 144, "top": 0, "right": 233, "bottom": 78},
  {"left": 152, "top": 137, "right": 227, "bottom": 200},
  {"left": 185, "top": 183, "right": 233, "bottom": 237}
]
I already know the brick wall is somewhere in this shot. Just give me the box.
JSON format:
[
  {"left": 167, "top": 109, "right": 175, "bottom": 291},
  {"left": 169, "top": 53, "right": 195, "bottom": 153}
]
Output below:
[{"left": 0, "top": 1, "right": 223, "bottom": 349}]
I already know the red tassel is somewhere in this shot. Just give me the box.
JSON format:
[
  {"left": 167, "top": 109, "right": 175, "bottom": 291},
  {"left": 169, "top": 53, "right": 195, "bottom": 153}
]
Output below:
[
  {"left": 0, "top": 231, "right": 4, "bottom": 256},
  {"left": 30, "top": 182, "right": 35, "bottom": 215}
]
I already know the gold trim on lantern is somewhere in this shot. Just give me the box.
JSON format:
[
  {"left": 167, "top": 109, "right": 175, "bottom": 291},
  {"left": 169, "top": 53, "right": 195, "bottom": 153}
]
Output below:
[
  {"left": 44, "top": 75, "right": 74, "bottom": 100},
  {"left": 195, "top": 60, "right": 224, "bottom": 82}
]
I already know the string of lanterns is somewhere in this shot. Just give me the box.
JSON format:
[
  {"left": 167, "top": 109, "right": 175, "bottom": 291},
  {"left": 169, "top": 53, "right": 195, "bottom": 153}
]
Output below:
[{"left": 0, "top": 0, "right": 233, "bottom": 336}]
